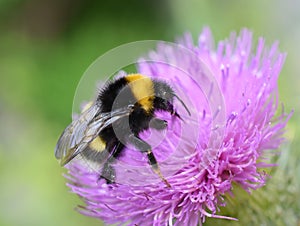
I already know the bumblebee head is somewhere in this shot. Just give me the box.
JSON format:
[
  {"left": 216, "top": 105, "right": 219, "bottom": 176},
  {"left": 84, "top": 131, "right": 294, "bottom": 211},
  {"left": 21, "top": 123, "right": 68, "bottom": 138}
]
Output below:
[{"left": 153, "top": 80, "right": 191, "bottom": 118}]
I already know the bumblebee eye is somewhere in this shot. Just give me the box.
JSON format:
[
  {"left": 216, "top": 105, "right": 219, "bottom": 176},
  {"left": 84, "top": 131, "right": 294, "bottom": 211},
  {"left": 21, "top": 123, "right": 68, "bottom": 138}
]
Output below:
[{"left": 162, "top": 91, "right": 173, "bottom": 101}]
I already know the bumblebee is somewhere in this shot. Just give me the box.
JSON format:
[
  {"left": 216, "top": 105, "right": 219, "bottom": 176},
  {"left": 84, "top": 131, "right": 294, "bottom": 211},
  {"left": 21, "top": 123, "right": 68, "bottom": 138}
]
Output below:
[{"left": 55, "top": 74, "right": 190, "bottom": 187}]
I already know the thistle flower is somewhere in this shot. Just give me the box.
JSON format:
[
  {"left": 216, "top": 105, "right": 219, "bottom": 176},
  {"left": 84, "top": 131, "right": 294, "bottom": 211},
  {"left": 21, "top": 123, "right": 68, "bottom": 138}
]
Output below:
[{"left": 66, "top": 27, "right": 290, "bottom": 225}]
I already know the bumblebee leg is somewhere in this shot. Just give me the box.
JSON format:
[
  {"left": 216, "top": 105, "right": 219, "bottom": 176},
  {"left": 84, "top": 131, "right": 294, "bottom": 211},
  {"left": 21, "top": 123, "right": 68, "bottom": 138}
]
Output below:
[
  {"left": 128, "top": 134, "right": 171, "bottom": 187},
  {"left": 100, "top": 142, "right": 124, "bottom": 183},
  {"left": 167, "top": 103, "right": 183, "bottom": 121},
  {"left": 101, "top": 161, "right": 116, "bottom": 183},
  {"left": 149, "top": 118, "right": 167, "bottom": 130}
]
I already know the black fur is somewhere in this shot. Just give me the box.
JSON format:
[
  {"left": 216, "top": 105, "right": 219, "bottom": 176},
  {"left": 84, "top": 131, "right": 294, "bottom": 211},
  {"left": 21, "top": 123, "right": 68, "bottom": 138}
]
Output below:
[{"left": 87, "top": 76, "right": 177, "bottom": 184}]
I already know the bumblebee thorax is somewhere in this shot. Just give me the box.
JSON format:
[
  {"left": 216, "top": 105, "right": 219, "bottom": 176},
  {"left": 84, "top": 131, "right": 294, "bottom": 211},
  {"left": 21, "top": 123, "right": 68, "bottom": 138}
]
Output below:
[{"left": 125, "top": 74, "right": 154, "bottom": 113}]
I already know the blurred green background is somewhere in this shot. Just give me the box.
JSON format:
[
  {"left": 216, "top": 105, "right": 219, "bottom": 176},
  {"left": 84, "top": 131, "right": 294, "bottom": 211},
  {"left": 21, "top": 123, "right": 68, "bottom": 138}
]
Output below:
[{"left": 0, "top": 0, "right": 299, "bottom": 226}]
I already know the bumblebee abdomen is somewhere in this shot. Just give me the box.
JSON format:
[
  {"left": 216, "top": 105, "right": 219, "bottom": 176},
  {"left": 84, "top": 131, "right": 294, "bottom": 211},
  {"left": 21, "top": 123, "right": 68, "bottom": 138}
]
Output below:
[
  {"left": 89, "top": 136, "right": 106, "bottom": 152},
  {"left": 81, "top": 136, "right": 109, "bottom": 163}
]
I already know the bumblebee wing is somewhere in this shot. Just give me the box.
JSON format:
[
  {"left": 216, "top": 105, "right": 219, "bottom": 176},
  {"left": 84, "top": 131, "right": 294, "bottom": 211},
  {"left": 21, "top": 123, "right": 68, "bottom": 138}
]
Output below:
[
  {"left": 55, "top": 104, "right": 100, "bottom": 165},
  {"left": 55, "top": 104, "right": 133, "bottom": 166}
]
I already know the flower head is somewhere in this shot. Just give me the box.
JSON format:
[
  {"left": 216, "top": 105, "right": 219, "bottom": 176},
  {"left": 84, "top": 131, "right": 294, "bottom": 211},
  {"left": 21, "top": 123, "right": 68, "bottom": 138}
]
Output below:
[{"left": 66, "top": 27, "right": 290, "bottom": 225}]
